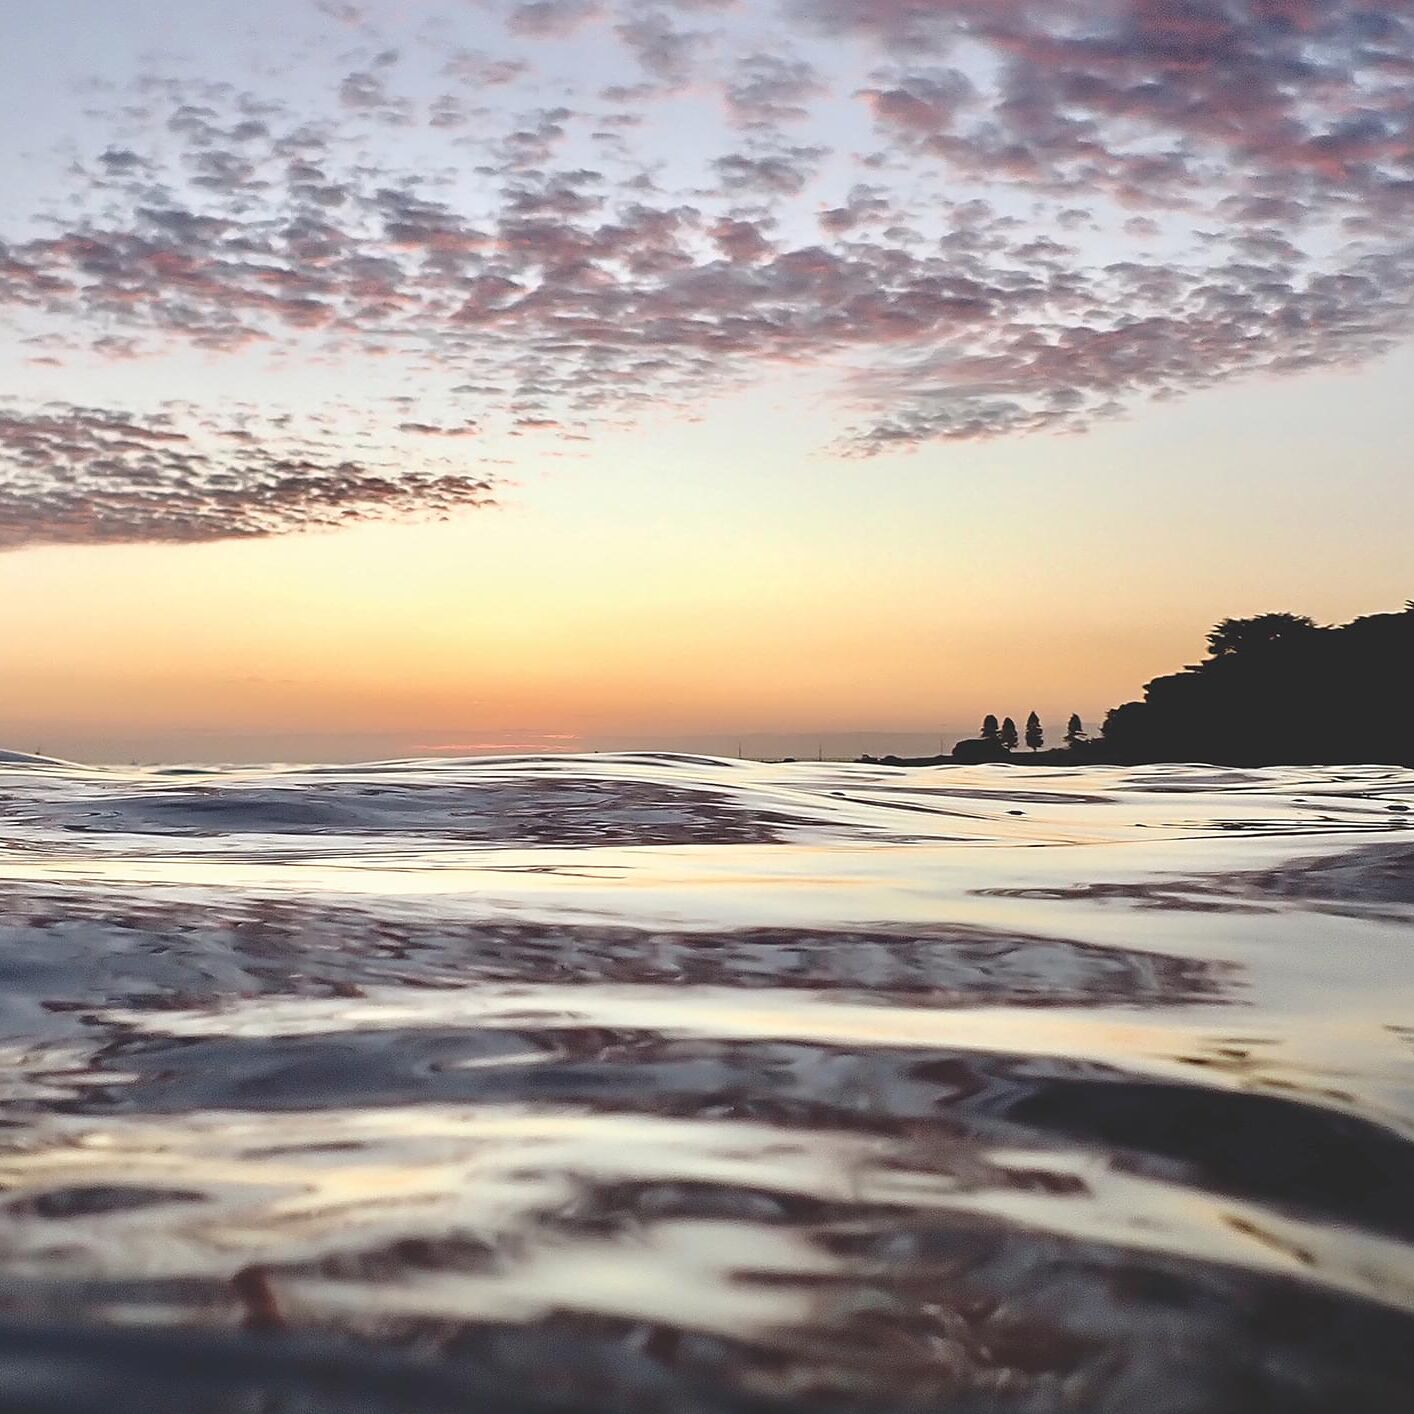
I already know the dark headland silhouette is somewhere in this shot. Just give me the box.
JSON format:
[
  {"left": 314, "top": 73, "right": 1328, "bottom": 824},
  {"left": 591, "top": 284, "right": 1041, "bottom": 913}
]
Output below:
[{"left": 863, "top": 602, "right": 1414, "bottom": 768}]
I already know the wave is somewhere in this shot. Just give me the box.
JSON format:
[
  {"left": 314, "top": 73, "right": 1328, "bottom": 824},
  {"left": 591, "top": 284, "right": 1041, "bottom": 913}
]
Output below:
[{"left": 1, "top": 753, "right": 1411, "bottom": 1411}]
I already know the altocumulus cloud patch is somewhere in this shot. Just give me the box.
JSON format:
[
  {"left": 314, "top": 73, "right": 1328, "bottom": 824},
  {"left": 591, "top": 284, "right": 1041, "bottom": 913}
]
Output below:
[
  {"left": 0, "top": 403, "right": 496, "bottom": 548},
  {"left": 1, "top": 0, "right": 1412, "bottom": 544}
]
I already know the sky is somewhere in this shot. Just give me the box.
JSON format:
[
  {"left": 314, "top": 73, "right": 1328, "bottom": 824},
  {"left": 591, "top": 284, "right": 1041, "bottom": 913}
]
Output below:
[{"left": 1, "top": 0, "right": 1412, "bottom": 761}]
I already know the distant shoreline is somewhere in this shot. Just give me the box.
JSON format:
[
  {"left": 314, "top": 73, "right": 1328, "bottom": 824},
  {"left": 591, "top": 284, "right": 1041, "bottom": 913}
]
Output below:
[
  {"left": 865, "top": 601, "right": 1414, "bottom": 771},
  {"left": 854, "top": 751, "right": 1414, "bottom": 769}
]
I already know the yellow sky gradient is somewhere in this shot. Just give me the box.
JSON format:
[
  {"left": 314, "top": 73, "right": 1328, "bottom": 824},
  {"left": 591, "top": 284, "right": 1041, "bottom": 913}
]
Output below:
[
  {"left": 6, "top": 353, "right": 1412, "bottom": 762},
  {"left": 5, "top": 1, "right": 1414, "bottom": 764}
]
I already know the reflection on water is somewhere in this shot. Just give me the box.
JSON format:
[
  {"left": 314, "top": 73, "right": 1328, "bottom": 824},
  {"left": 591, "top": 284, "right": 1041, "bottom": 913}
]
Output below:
[{"left": 0, "top": 754, "right": 1411, "bottom": 1411}]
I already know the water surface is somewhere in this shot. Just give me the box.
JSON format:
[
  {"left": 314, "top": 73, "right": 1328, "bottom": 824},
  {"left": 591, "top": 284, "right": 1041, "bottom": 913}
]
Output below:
[{"left": 1, "top": 753, "right": 1411, "bottom": 1411}]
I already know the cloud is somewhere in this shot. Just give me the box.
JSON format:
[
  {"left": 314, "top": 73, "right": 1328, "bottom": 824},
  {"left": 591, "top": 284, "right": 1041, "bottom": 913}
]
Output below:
[
  {"left": 802, "top": 1, "right": 1414, "bottom": 208},
  {"left": 0, "top": 0, "right": 1410, "bottom": 557},
  {"left": 0, "top": 403, "right": 496, "bottom": 549},
  {"left": 725, "top": 52, "right": 823, "bottom": 128},
  {"left": 710, "top": 216, "right": 775, "bottom": 262},
  {"left": 712, "top": 145, "right": 828, "bottom": 196},
  {"left": 338, "top": 66, "right": 413, "bottom": 125},
  {"left": 507, "top": 0, "right": 603, "bottom": 38},
  {"left": 857, "top": 67, "right": 974, "bottom": 135},
  {"left": 397, "top": 420, "right": 481, "bottom": 436},
  {"left": 316, "top": 1, "right": 366, "bottom": 23},
  {"left": 818, "top": 185, "right": 893, "bottom": 234},
  {"left": 443, "top": 49, "right": 531, "bottom": 87},
  {"left": 840, "top": 239, "right": 1414, "bottom": 451},
  {"left": 615, "top": 8, "right": 714, "bottom": 86}
]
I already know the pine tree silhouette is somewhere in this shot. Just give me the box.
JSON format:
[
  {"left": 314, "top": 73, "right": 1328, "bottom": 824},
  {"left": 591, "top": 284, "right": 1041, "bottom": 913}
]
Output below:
[
  {"left": 1000, "top": 717, "right": 1019, "bottom": 751},
  {"left": 1065, "top": 714, "right": 1085, "bottom": 746},
  {"left": 981, "top": 715, "right": 1000, "bottom": 741},
  {"left": 1025, "top": 712, "right": 1044, "bottom": 751}
]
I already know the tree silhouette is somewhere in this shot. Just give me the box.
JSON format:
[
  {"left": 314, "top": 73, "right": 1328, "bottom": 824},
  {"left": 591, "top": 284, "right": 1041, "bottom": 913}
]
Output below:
[
  {"left": 1205, "top": 613, "right": 1317, "bottom": 658},
  {"left": 981, "top": 714, "right": 1000, "bottom": 742},
  {"left": 1101, "top": 602, "right": 1414, "bottom": 766},
  {"left": 1065, "top": 714, "right": 1085, "bottom": 746},
  {"left": 1025, "top": 712, "right": 1044, "bottom": 751},
  {"left": 999, "top": 716, "right": 1019, "bottom": 751}
]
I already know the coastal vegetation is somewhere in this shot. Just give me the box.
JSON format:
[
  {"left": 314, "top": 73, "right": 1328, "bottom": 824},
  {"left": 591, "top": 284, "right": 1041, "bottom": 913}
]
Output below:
[
  {"left": 866, "top": 601, "right": 1414, "bottom": 768},
  {"left": 1096, "top": 603, "right": 1414, "bottom": 766}
]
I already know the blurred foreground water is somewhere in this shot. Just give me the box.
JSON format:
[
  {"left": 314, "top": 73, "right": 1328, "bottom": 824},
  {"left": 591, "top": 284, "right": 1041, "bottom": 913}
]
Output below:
[{"left": 0, "top": 751, "right": 1411, "bottom": 1412}]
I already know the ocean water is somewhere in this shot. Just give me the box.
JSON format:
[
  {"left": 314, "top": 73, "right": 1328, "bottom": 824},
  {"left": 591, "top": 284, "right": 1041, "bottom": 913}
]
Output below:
[{"left": 0, "top": 750, "right": 1411, "bottom": 1413}]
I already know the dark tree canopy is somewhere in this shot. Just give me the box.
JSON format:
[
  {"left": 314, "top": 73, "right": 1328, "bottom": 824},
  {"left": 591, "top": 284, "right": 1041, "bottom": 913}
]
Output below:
[
  {"left": 1205, "top": 613, "right": 1318, "bottom": 658},
  {"left": 1102, "top": 603, "right": 1414, "bottom": 766},
  {"left": 947, "top": 602, "right": 1413, "bottom": 769}
]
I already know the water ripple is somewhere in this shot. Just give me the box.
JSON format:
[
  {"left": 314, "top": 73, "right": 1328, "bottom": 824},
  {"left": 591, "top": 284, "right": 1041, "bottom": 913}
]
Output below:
[{"left": 1, "top": 756, "right": 1411, "bottom": 1411}]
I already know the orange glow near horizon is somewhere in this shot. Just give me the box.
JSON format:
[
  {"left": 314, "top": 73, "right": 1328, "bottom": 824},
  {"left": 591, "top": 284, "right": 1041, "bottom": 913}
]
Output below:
[
  {"left": 6, "top": 352, "right": 1413, "bottom": 763},
  {"left": 4, "top": 3, "right": 1414, "bottom": 764}
]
